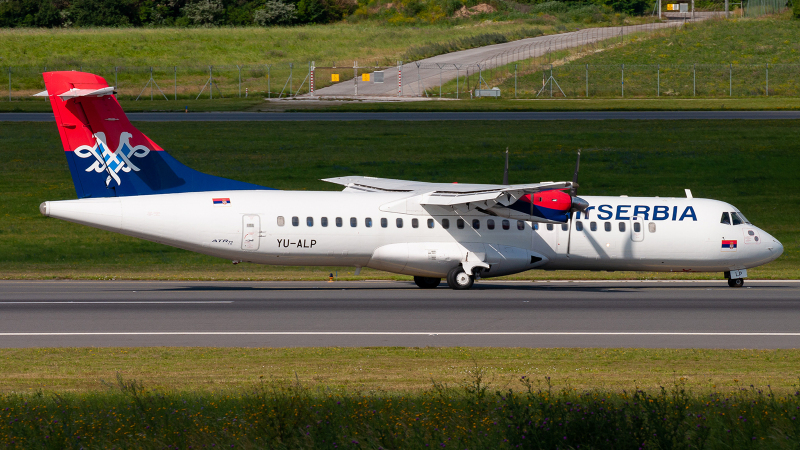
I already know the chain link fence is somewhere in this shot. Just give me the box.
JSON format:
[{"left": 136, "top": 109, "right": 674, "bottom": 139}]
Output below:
[{"left": 4, "top": 61, "right": 798, "bottom": 101}]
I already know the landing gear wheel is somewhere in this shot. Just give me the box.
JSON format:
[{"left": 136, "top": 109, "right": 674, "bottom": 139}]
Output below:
[
  {"left": 728, "top": 278, "right": 744, "bottom": 288},
  {"left": 414, "top": 276, "right": 441, "bottom": 289},
  {"left": 447, "top": 266, "right": 474, "bottom": 290}
]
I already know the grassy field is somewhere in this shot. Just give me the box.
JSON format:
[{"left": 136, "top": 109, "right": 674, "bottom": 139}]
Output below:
[
  {"left": 3, "top": 347, "right": 799, "bottom": 394},
  {"left": 490, "top": 16, "right": 800, "bottom": 99},
  {"left": 1, "top": 348, "right": 799, "bottom": 448},
  {"left": 0, "top": 119, "right": 797, "bottom": 280}
]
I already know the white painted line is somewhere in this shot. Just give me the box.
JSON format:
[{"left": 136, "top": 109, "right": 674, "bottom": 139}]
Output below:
[
  {"left": 0, "top": 301, "right": 233, "bottom": 305},
  {"left": 0, "top": 332, "right": 799, "bottom": 337}
]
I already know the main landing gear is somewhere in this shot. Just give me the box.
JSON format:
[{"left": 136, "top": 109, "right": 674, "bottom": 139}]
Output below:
[
  {"left": 728, "top": 278, "right": 744, "bottom": 288},
  {"left": 414, "top": 276, "right": 441, "bottom": 289},
  {"left": 446, "top": 265, "right": 474, "bottom": 290}
]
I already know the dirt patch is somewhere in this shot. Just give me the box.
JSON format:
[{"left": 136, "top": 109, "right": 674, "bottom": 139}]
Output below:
[{"left": 453, "top": 3, "right": 497, "bottom": 18}]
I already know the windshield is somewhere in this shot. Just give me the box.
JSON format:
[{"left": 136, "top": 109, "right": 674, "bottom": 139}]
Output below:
[{"left": 737, "top": 212, "right": 752, "bottom": 224}]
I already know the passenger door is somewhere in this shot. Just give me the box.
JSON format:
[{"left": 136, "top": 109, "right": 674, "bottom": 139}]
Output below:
[{"left": 242, "top": 214, "right": 261, "bottom": 251}]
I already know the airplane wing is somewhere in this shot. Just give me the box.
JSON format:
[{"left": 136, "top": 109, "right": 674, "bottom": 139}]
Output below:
[{"left": 323, "top": 176, "right": 573, "bottom": 212}]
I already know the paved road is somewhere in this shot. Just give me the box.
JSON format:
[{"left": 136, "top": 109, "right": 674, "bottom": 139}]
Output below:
[
  {"left": 0, "top": 280, "right": 798, "bottom": 348},
  {"left": 314, "top": 21, "right": 694, "bottom": 97},
  {"left": 4, "top": 111, "right": 800, "bottom": 122}
]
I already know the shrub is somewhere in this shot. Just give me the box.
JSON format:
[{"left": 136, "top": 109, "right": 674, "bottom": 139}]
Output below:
[
  {"left": 794, "top": 0, "right": 799, "bottom": 18},
  {"left": 254, "top": 0, "right": 297, "bottom": 25},
  {"left": 182, "top": 0, "right": 225, "bottom": 25}
]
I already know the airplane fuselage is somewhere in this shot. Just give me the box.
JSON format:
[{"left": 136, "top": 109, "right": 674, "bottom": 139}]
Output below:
[{"left": 41, "top": 190, "right": 783, "bottom": 279}]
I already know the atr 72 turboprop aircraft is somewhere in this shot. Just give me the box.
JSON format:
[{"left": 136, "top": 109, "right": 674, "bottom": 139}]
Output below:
[{"left": 37, "top": 71, "right": 783, "bottom": 289}]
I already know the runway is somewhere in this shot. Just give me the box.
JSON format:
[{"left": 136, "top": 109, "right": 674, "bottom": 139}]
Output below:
[
  {"left": 3, "top": 111, "right": 800, "bottom": 122},
  {"left": 0, "top": 280, "right": 798, "bottom": 349}
]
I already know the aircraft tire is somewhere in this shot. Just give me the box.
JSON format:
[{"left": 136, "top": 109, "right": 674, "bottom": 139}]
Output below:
[
  {"left": 447, "top": 266, "right": 474, "bottom": 290},
  {"left": 414, "top": 276, "right": 441, "bottom": 289},
  {"left": 728, "top": 278, "right": 744, "bottom": 288}
]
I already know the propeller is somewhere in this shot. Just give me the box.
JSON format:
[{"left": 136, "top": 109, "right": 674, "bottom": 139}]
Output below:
[
  {"left": 502, "top": 147, "right": 509, "bottom": 185},
  {"left": 567, "top": 150, "right": 588, "bottom": 256}
]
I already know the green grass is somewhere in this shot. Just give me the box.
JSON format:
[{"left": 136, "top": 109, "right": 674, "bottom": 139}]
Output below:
[
  {"left": 0, "top": 119, "right": 797, "bottom": 280},
  {"left": 1, "top": 348, "right": 800, "bottom": 448}
]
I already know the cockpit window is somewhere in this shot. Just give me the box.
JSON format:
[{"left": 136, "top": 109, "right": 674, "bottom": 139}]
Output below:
[
  {"left": 731, "top": 212, "right": 743, "bottom": 226},
  {"left": 737, "top": 212, "right": 751, "bottom": 224},
  {"left": 720, "top": 212, "right": 731, "bottom": 225}
]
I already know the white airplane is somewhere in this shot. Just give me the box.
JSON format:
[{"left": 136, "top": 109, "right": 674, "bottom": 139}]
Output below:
[{"left": 38, "top": 71, "right": 783, "bottom": 289}]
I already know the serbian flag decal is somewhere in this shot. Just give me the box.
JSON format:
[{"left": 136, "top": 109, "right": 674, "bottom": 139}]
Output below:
[
  {"left": 721, "top": 240, "right": 737, "bottom": 252},
  {"left": 213, "top": 198, "right": 231, "bottom": 206}
]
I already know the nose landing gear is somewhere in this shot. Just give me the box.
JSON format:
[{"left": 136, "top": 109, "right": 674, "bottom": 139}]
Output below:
[{"left": 727, "top": 278, "right": 744, "bottom": 288}]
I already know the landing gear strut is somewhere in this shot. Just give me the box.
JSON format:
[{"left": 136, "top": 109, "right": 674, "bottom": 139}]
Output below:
[
  {"left": 414, "top": 276, "right": 441, "bottom": 289},
  {"left": 447, "top": 266, "right": 474, "bottom": 290},
  {"left": 727, "top": 278, "right": 744, "bottom": 288}
]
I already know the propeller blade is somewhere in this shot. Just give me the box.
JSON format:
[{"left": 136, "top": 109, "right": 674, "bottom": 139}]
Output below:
[
  {"left": 502, "top": 147, "right": 509, "bottom": 185},
  {"left": 570, "top": 149, "right": 581, "bottom": 197}
]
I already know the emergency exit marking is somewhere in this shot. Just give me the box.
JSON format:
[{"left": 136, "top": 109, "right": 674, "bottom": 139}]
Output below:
[{"left": 361, "top": 73, "right": 370, "bottom": 82}]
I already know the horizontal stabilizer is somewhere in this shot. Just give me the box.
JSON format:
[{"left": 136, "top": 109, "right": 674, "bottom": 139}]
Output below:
[{"left": 57, "top": 86, "right": 116, "bottom": 100}]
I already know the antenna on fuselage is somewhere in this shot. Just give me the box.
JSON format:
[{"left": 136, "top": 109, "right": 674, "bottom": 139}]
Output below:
[{"left": 502, "top": 147, "right": 509, "bottom": 185}]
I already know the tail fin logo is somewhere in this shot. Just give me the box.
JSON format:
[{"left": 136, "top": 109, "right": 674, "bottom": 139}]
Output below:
[{"left": 73, "top": 132, "right": 150, "bottom": 187}]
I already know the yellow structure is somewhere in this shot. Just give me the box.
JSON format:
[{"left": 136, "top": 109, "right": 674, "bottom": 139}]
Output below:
[
  {"left": 331, "top": 74, "right": 339, "bottom": 82},
  {"left": 361, "top": 73, "right": 370, "bottom": 82}
]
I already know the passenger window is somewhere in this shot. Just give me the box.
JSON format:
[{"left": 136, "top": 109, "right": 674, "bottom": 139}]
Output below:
[
  {"left": 427, "top": 218, "right": 434, "bottom": 229},
  {"left": 381, "top": 218, "right": 388, "bottom": 228},
  {"left": 604, "top": 222, "right": 611, "bottom": 232},
  {"left": 396, "top": 218, "right": 403, "bottom": 228},
  {"left": 472, "top": 219, "right": 480, "bottom": 230},
  {"left": 619, "top": 222, "right": 626, "bottom": 232},
  {"left": 277, "top": 216, "right": 285, "bottom": 227},
  {"left": 321, "top": 217, "right": 328, "bottom": 227},
  {"left": 412, "top": 218, "right": 419, "bottom": 229},
  {"left": 534, "top": 223, "right": 539, "bottom": 230},
  {"left": 562, "top": 224, "right": 568, "bottom": 231},
  {"left": 442, "top": 218, "right": 450, "bottom": 229},
  {"left": 547, "top": 224, "right": 554, "bottom": 231},
  {"left": 487, "top": 219, "right": 495, "bottom": 230},
  {"left": 731, "top": 212, "right": 743, "bottom": 225},
  {"left": 502, "top": 219, "right": 510, "bottom": 230},
  {"left": 335, "top": 217, "right": 343, "bottom": 227},
  {"left": 634, "top": 222, "right": 641, "bottom": 232},
  {"left": 365, "top": 217, "right": 372, "bottom": 228},
  {"left": 307, "top": 217, "right": 314, "bottom": 227},
  {"left": 720, "top": 212, "right": 731, "bottom": 225},
  {"left": 517, "top": 220, "right": 525, "bottom": 230},
  {"left": 457, "top": 219, "right": 465, "bottom": 229},
  {"left": 648, "top": 222, "right": 656, "bottom": 233},
  {"left": 292, "top": 216, "right": 299, "bottom": 227},
  {"left": 350, "top": 217, "right": 357, "bottom": 227},
  {"left": 575, "top": 221, "right": 583, "bottom": 231},
  {"left": 590, "top": 222, "right": 597, "bottom": 231}
]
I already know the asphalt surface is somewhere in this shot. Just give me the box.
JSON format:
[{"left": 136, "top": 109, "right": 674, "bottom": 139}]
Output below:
[
  {"left": 313, "top": 20, "right": 698, "bottom": 97},
  {"left": 4, "top": 111, "right": 800, "bottom": 122},
  {"left": 1, "top": 280, "right": 798, "bottom": 348}
]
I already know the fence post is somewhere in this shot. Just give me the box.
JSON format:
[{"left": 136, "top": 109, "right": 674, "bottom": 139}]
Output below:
[
  {"left": 289, "top": 63, "right": 293, "bottom": 97},
  {"left": 354, "top": 61, "right": 358, "bottom": 96},
  {"left": 174, "top": 66, "right": 177, "bottom": 100},
  {"left": 8, "top": 68, "right": 10, "bottom": 102},
  {"left": 657, "top": 64, "right": 660, "bottom": 97},
  {"left": 621, "top": 64, "right": 624, "bottom": 98},
  {"left": 310, "top": 61, "right": 315, "bottom": 96},
  {"left": 766, "top": 63, "right": 769, "bottom": 96},
  {"left": 114, "top": 66, "right": 118, "bottom": 90},
  {"left": 238, "top": 65, "right": 241, "bottom": 98},
  {"left": 209, "top": 66, "right": 213, "bottom": 100},
  {"left": 514, "top": 64, "right": 517, "bottom": 98},
  {"left": 439, "top": 65, "right": 442, "bottom": 99},
  {"left": 693, "top": 63, "right": 696, "bottom": 96},
  {"left": 455, "top": 66, "right": 459, "bottom": 99},
  {"left": 267, "top": 65, "right": 271, "bottom": 98},
  {"left": 586, "top": 64, "right": 589, "bottom": 98},
  {"left": 729, "top": 63, "right": 732, "bottom": 97}
]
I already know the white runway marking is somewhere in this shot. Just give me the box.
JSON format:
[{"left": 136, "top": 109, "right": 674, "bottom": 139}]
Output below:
[
  {"left": 0, "top": 332, "right": 799, "bottom": 337},
  {"left": 0, "top": 301, "right": 233, "bottom": 304}
]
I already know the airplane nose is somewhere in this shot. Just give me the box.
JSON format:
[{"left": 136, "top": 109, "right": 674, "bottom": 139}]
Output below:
[{"left": 773, "top": 238, "right": 784, "bottom": 258}]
